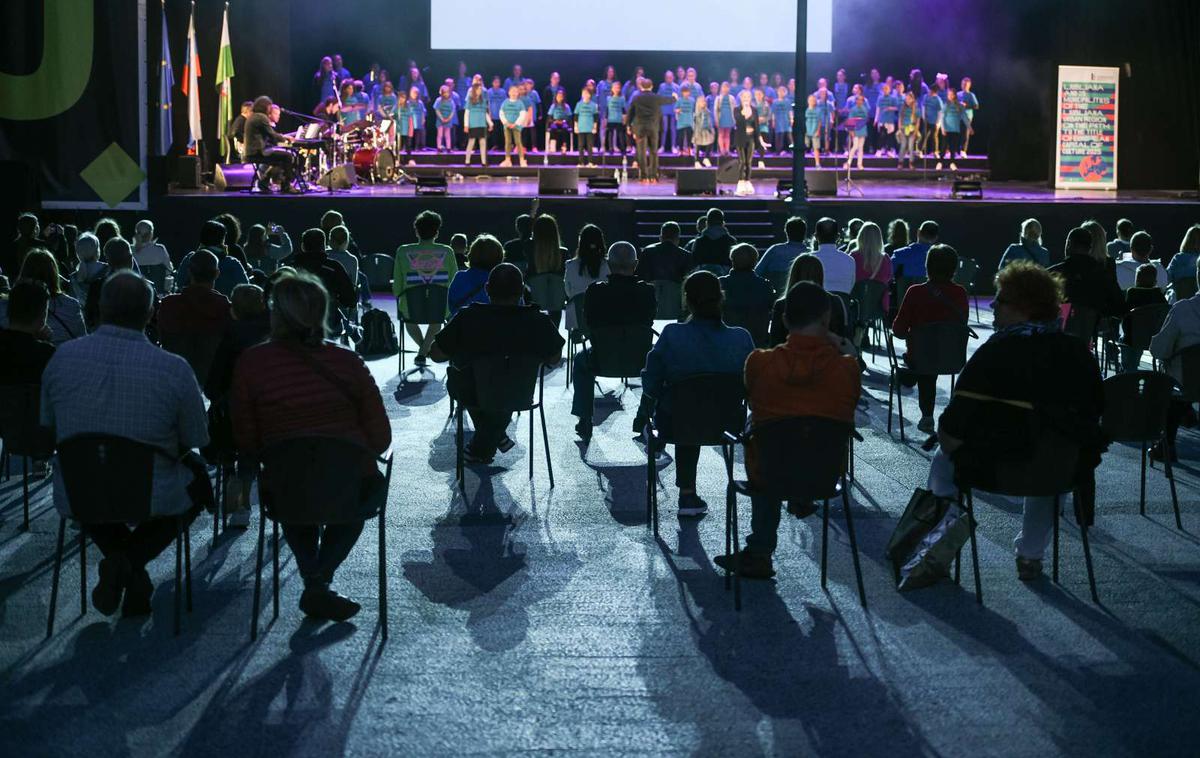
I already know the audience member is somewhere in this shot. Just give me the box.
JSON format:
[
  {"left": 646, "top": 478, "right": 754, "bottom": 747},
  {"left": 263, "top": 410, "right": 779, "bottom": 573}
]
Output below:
[
  {"left": 502, "top": 214, "right": 533, "bottom": 271},
  {"left": 294, "top": 228, "right": 357, "bottom": 336},
  {"left": 691, "top": 208, "right": 737, "bottom": 273},
  {"left": 213, "top": 213, "right": 251, "bottom": 270},
  {"left": 1166, "top": 225, "right": 1200, "bottom": 296},
  {"left": 41, "top": 271, "right": 208, "bottom": 617},
  {"left": 891, "top": 244, "right": 969, "bottom": 434},
  {"left": 998, "top": 218, "right": 1050, "bottom": 269},
  {"left": 1115, "top": 232, "right": 1167, "bottom": 290},
  {"left": 244, "top": 223, "right": 293, "bottom": 275},
  {"left": 1047, "top": 226, "right": 1125, "bottom": 318},
  {"left": 449, "top": 234, "right": 505, "bottom": 314},
  {"left": 883, "top": 219, "right": 910, "bottom": 255},
  {"left": 810, "top": 217, "right": 855, "bottom": 294},
  {"left": 432, "top": 263, "right": 564, "bottom": 463},
  {"left": 713, "top": 282, "right": 861, "bottom": 578},
  {"left": 636, "top": 222, "right": 693, "bottom": 283},
  {"left": 719, "top": 244, "right": 775, "bottom": 346},
  {"left": 565, "top": 224, "right": 610, "bottom": 331},
  {"left": 684, "top": 215, "right": 707, "bottom": 253},
  {"left": 232, "top": 271, "right": 390, "bottom": 620},
  {"left": 1125, "top": 265, "right": 1168, "bottom": 309},
  {"left": 892, "top": 220, "right": 939, "bottom": 281},
  {"left": 450, "top": 233, "right": 469, "bottom": 270},
  {"left": 92, "top": 217, "right": 122, "bottom": 249},
  {"left": 132, "top": 220, "right": 174, "bottom": 290},
  {"left": 176, "top": 220, "right": 249, "bottom": 297},
  {"left": 84, "top": 238, "right": 137, "bottom": 331},
  {"left": 528, "top": 214, "right": 569, "bottom": 323},
  {"left": 0, "top": 280, "right": 56, "bottom": 385},
  {"left": 924, "top": 261, "right": 1104, "bottom": 581},
  {"left": 328, "top": 225, "right": 361, "bottom": 287},
  {"left": 394, "top": 211, "right": 458, "bottom": 364},
  {"left": 640, "top": 271, "right": 755, "bottom": 517},
  {"left": 756, "top": 217, "right": 808, "bottom": 279},
  {"left": 851, "top": 221, "right": 893, "bottom": 311},
  {"left": 157, "top": 250, "right": 233, "bottom": 338},
  {"left": 571, "top": 242, "right": 657, "bottom": 440},
  {"left": 5, "top": 249, "right": 86, "bottom": 344},
  {"left": 1107, "top": 218, "right": 1134, "bottom": 260},
  {"left": 1150, "top": 260, "right": 1200, "bottom": 462},
  {"left": 319, "top": 210, "right": 359, "bottom": 254},
  {"left": 4, "top": 212, "right": 42, "bottom": 278},
  {"left": 768, "top": 253, "right": 849, "bottom": 345},
  {"left": 72, "top": 232, "right": 107, "bottom": 306}
]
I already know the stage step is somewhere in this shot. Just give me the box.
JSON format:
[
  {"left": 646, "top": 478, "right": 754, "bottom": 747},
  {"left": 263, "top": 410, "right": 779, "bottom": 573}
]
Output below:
[{"left": 632, "top": 199, "right": 786, "bottom": 248}]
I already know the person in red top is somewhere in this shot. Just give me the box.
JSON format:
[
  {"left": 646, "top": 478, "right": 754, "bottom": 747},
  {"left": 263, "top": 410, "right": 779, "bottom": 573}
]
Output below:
[
  {"left": 714, "top": 282, "right": 862, "bottom": 579},
  {"left": 232, "top": 271, "right": 390, "bottom": 622},
  {"left": 156, "top": 251, "right": 233, "bottom": 337},
  {"left": 891, "top": 244, "right": 969, "bottom": 434}
]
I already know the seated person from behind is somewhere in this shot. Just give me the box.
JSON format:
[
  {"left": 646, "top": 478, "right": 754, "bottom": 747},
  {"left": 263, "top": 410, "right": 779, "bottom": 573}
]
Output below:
[
  {"left": 448, "top": 234, "right": 505, "bottom": 315},
  {"left": 1125, "top": 264, "right": 1168, "bottom": 309},
  {"left": 719, "top": 244, "right": 776, "bottom": 346},
  {"left": 84, "top": 238, "right": 139, "bottom": 331},
  {"left": 570, "top": 242, "right": 657, "bottom": 440},
  {"left": 690, "top": 208, "right": 737, "bottom": 273},
  {"left": 393, "top": 210, "right": 458, "bottom": 365},
  {"left": 232, "top": 271, "right": 391, "bottom": 621},
  {"left": 756, "top": 216, "right": 808, "bottom": 282},
  {"left": 1149, "top": 260, "right": 1200, "bottom": 462},
  {"left": 891, "top": 244, "right": 970, "bottom": 435},
  {"left": 768, "top": 254, "right": 851, "bottom": 346},
  {"left": 713, "top": 282, "right": 862, "bottom": 579},
  {"left": 40, "top": 272, "right": 209, "bottom": 617},
  {"left": 636, "top": 221, "right": 693, "bottom": 283},
  {"left": 0, "top": 280, "right": 56, "bottom": 385},
  {"left": 640, "top": 271, "right": 755, "bottom": 518},
  {"left": 431, "top": 263, "right": 565, "bottom": 463},
  {"left": 157, "top": 250, "right": 232, "bottom": 338},
  {"left": 1114, "top": 231, "right": 1167, "bottom": 291},
  {"left": 1047, "top": 226, "right": 1125, "bottom": 318},
  {"left": 294, "top": 228, "right": 358, "bottom": 336},
  {"left": 809, "top": 217, "right": 857, "bottom": 295},
  {"left": 924, "top": 261, "right": 1104, "bottom": 582}
]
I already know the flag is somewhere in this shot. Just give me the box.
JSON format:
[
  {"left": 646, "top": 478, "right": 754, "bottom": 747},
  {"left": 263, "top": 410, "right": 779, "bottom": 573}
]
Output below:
[
  {"left": 157, "top": 5, "right": 174, "bottom": 155},
  {"left": 183, "top": 4, "right": 202, "bottom": 153},
  {"left": 215, "top": 5, "right": 236, "bottom": 160}
]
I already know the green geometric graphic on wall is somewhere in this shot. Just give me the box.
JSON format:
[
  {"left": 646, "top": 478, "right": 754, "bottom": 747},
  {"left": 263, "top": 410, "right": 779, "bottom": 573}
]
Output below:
[{"left": 80, "top": 143, "right": 145, "bottom": 207}]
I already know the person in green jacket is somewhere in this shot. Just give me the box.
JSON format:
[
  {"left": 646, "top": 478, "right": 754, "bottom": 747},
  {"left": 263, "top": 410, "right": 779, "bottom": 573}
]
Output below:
[{"left": 393, "top": 210, "right": 458, "bottom": 366}]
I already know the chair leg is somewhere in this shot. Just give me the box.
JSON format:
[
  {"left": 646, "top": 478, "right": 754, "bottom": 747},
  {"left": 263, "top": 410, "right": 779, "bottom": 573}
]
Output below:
[
  {"left": 22, "top": 456, "right": 30, "bottom": 531},
  {"left": 79, "top": 529, "right": 87, "bottom": 616},
  {"left": 1163, "top": 439, "right": 1182, "bottom": 530},
  {"left": 272, "top": 521, "right": 280, "bottom": 621},
  {"left": 455, "top": 409, "right": 464, "bottom": 489},
  {"left": 954, "top": 550, "right": 961, "bottom": 584},
  {"left": 251, "top": 511, "right": 265, "bottom": 641},
  {"left": 821, "top": 499, "right": 830, "bottom": 589},
  {"left": 964, "top": 491, "right": 982, "bottom": 605},
  {"left": 539, "top": 405, "right": 554, "bottom": 488},
  {"left": 1080, "top": 521, "right": 1099, "bottom": 604},
  {"left": 841, "top": 478, "right": 867, "bottom": 608},
  {"left": 183, "top": 519, "right": 193, "bottom": 612},
  {"left": 724, "top": 485, "right": 733, "bottom": 591},
  {"left": 897, "top": 382, "right": 906, "bottom": 443},
  {"left": 731, "top": 493, "right": 741, "bottom": 612},
  {"left": 174, "top": 528, "right": 182, "bottom": 636},
  {"left": 46, "top": 517, "right": 66, "bottom": 639},
  {"left": 1052, "top": 495, "right": 1060, "bottom": 584},
  {"left": 378, "top": 505, "right": 388, "bottom": 641},
  {"left": 528, "top": 408, "right": 535, "bottom": 481},
  {"left": 887, "top": 374, "right": 895, "bottom": 435},
  {"left": 1139, "top": 442, "right": 1147, "bottom": 516},
  {"left": 646, "top": 434, "right": 654, "bottom": 530}
]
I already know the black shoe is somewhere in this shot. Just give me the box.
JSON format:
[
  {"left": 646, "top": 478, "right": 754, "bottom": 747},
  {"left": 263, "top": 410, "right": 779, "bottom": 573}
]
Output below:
[
  {"left": 677, "top": 493, "right": 709, "bottom": 518},
  {"left": 897, "top": 367, "right": 918, "bottom": 389},
  {"left": 92, "top": 554, "right": 131, "bottom": 616},
  {"left": 121, "top": 568, "right": 154, "bottom": 617},
  {"left": 497, "top": 435, "right": 516, "bottom": 454},
  {"left": 299, "top": 587, "right": 361, "bottom": 622},
  {"left": 463, "top": 446, "right": 494, "bottom": 465},
  {"left": 713, "top": 552, "right": 776, "bottom": 579},
  {"left": 786, "top": 500, "right": 818, "bottom": 519},
  {"left": 414, "top": 354, "right": 429, "bottom": 367},
  {"left": 575, "top": 419, "right": 593, "bottom": 441}
]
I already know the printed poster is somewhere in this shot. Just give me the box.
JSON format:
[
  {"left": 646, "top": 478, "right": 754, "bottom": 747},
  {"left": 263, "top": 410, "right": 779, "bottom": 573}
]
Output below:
[{"left": 1055, "top": 65, "right": 1118, "bottom": 190}]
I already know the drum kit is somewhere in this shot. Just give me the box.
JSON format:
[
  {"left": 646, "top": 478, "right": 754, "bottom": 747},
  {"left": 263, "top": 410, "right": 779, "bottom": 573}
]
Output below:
[{"left": 290, "top": 118, "right": 413, "bottom": 187}]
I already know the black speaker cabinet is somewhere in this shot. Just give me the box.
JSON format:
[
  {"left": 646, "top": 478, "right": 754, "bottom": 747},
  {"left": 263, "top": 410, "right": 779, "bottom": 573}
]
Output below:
[
  {"left": 317, "top": 163, "right": 358, "bottom": 190},
  {"left": 537, "top": 167, "right": 579, "bottom": 195},
  {"left": 806, "top": 169, "right": 838, "bottom": 196},
  {"left": 174, "top": 155, "right": 201, "bottom": 189},
  {"left": 675, "top": 169, "right": 717, "bottom": 196}
]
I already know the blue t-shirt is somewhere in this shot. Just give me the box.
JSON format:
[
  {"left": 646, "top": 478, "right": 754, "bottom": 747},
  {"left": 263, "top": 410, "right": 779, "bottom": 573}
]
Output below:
[
  {"left": 900, "top": 103, "right": 920, "bottom": 132},
  {"left": 396, "top": 104, "right": 414, "bottom": 136},
  {"left": 658, "top": 82, "right": 680, "bottom": 115},
  {"left": 922, "top": 94, "right": 944, "bottom": 124},
  {"left": 755, "top": 101, "right": 771, "bottom": 132},
  {"left": 465, "top": 99, "right": 489, "bottom": 128},
  {"left": 716, "top": 94, "right": 735, "bottom": 128},
  {"left": 606, "top": 95, "right": 626, "bottom": 122},
  {"left": 409, "top": 100, "right": 427, "bottom": 130},
  {"left": 500, "top": 98, "right": 525, "bottom": 128},
  {"left": 575, "top": 100, "right": 598, "bottom": 132},
  {"left": 486, "top": 87, "right": 508, "bottom": 118},
  {"left": 864, "top": 82, "right": 883, "bottom": 114},
  {"left": 942, "top": 101, "right": 968, "bottom": 133},
  {"left": 892, "top": 242, "right": 931, "bottom": 279},
  {"left": 525, "top": 89, "right": 541, "bottom": 119},
  {"left": 548, "top": 102, "right": 571, "bottom": 122},
  {"left": 960, "top": 90, "right": 979, "bottom": 115},
  {"left": 804, "top": 107, "right": 821, "bottom": 136},
  {"left": 1166, "top": 251, "right": 1198, "bottom": 282},
  {"left": 848, "top": 104, "right": 870, "bottom": 137},
  {"left": 433, "top": 96, "right": 456, "bottom": 124},
  {"left": 340, "top": 93, "right": 367, "bottom": 125},
  {"left": 375, "top": 93, "right": 398, "bottom": 120},
  {"left": 770, "top": 98, "right": 792, "bottom": 131},
  {"left": 832, "top": 82, "right": 849, "bottom": 108},
  {"left": 876, "top": 94, "right": 901, "bottom": 125},
  {"left": 675, "top": 97, "right": 695, "bottom": 128}
]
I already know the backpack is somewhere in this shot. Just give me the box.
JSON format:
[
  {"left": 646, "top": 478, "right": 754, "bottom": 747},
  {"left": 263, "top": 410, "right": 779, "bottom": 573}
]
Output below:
[{"left": 356, "top": 308, "right": 399, "bottom": 358}]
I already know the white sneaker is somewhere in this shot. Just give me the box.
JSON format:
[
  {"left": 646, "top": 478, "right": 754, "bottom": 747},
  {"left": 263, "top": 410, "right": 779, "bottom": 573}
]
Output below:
[
  {"left": 949, "top": 162, "right": 958, "bottom": 171},
  {"left": 694, "top": 160, "right": 702, "bottom": 168},
  {"left": 702, "top": 158, "right": 711, "bottom": 167},
  {"left": 757, "top": 160, "right": 765, "bottom": 169},
  {"left": 958, "top": 151, "right": 967, "bottom": 159},
  {"left": 743, "top": 180, "right": 755, "bottom": 195},
  {"left": 499, "top": 159, "right": 512, "bottom": 167},
  {"left": 519, "top": 158, "right": 528, "bottom": 167},
  {"left": 935, "top": 161, "right": 943, "bottom": 171},
  {"left": 944, "top": 151, "right": 952, "bottom": 160}
]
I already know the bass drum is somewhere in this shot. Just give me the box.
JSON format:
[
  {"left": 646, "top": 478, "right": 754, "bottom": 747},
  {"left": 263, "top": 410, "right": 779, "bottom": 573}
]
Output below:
[
  {"left": 373, "top": 148, "right": 397, "bottom": 182},
  {"left": 352, "top": 148, "right": 379, "bottom": 181}
]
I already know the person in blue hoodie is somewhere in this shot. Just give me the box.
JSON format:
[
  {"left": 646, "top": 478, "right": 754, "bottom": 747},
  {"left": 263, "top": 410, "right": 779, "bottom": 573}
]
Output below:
[{"left": 999, "top": 219, "right": 1051, "bottom": 270}]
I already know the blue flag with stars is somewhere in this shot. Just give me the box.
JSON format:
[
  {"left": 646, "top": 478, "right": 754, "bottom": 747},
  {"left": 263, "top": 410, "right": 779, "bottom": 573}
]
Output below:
[{"left": 158, "top": 7, "right": 174, "bottom": 155}]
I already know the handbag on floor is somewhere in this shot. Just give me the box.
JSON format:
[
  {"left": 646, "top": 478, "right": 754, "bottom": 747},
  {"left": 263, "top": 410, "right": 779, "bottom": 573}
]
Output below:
[{"left": 884, "top": 487, "right": 973, "bottom": 590}]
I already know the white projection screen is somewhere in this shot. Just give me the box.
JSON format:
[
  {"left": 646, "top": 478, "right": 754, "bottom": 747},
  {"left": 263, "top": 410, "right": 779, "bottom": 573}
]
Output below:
[{"left": 431, "top": 0, "right": 833, "bottom": 54}]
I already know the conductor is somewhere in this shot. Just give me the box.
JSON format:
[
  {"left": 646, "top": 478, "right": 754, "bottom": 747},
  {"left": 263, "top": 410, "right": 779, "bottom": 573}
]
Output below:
[
  {"left": 626, "top": 78, "right": 677, "bottom": 184},
  {"left": 244, "top": 95, "right": 299, "bottom": 194}
]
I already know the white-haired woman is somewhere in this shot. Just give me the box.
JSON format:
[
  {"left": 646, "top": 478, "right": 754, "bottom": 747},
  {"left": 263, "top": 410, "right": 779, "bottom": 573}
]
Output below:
[{"left": 999, "top": 218, "right": 1050, "bottom": 269}]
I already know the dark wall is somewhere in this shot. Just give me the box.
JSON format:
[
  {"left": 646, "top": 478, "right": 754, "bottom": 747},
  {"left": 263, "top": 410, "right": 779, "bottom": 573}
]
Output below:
[{"left": 158, "top": 0, "right": 1198, "bottom": 190}]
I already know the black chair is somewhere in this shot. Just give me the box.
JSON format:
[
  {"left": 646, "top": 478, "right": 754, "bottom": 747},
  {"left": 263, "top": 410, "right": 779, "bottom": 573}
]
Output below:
[
  {"left": 955, "top": 430, "right": 1099, "bottom": 605},
  {"left": 251, "top": 437, "right": 393, "bottom": 641},
  {"left": 832, "top": 292, "right": 858, "bottom": 341},
  {"left": 0, "top": 384, "right": 55, "bottom": 530},
  {"left": 1107, "top": 304, "right": 1170, "bottom": 372},
  {"left": 587, "top": 324, "right": 656, "bottom": 386},
  {"left": 1063, "top": 303, "right": 1102, "bottom": 343},
  {"left": 454, "top": 355, "right": 553, "bottom": 489},
  {"left": 160, "top": 331, "right": 225, "bottom": 389},
  {"left": 886, "top": 321, "right": 976, "bottom": 442},
  {"left": 47, "top": 434, "right": 193, "bottom": 638},
  {"left": 397, "top": 284, "right": 448, "bottom": 377},
  {"left": 721, "top": 303, "right": 771, "bottom": 348},
  {"left": 1171, "top": 277, "right": 1198, "bottom": 302},
  {"left": 1101, "top": 371, "right": 1181, "bottom": 528},
  {"left": 850, "top": 280, "right": 888, "bottom": 361},
  {"left": 644, "top": 374, "right": 746, "bottom": 538},
  {"left": 763, "top": 270, "right": 790, "bottom": 299},
  {"left": 141, "top": 264, "right": 170, "bottom": 294},
  {"left": 363, "top": 253, "right": 395, "bottom": 292},
  {"left": 653, "top": 280, "right": 685, "bottom": 321},
  {"left": 721, "top": 417, "right": 867, "bottom": 611},
  {"left": 953, "top": 257, "right": 982, "bottom": 322},
  {"left": 564, "top": 293, "right": 588, "bottom": 389}
]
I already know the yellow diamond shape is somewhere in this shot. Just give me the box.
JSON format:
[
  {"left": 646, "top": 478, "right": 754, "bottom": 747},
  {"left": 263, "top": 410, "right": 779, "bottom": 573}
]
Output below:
[{"left": 80, "top": 143, "right": 145, "bottom": 207}]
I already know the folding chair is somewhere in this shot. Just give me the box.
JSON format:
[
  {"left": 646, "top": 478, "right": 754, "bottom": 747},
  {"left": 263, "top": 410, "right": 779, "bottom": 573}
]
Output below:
[
  {"left": 397, "top": 283, "right": 448, "bottom": 378},
  {"left": 886, "top": 321, "right": 976, "bottom": 442},
  {"left": 1101, "top": 371, "right": 1181, "bottom": 528},
  {"left": 0, "top": 384, "right": 54, "bottom": 530}
]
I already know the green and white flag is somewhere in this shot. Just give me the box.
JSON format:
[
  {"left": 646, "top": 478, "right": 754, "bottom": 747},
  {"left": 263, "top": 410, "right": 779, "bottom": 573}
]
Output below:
[{"left": 215, "top": 5, "right": 236, "bottom": 159}]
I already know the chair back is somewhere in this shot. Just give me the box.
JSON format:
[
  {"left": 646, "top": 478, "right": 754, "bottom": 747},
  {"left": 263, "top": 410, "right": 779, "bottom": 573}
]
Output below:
[
  {"left": 1101, "top": 371, "right": 1174, "bottom": 443},
  {"left": 834, "top": 292, "right": 859, "bottom": 333},
  {"left": 588, "top": 325, "right": 654, "bottom": 378},
  {"left": 259, "top": 436, "right": 375, "bottom": 524},
  {"left": 159, "top": 331, "right": 225, "bottom": 387},
  {"left": 764, "top": 270, "right": 790, "bottom": 298},
  {"left": 56, "top": 434, "right": 156, "bottom": 523},
  {"left": 694, "top": 263, "right": 730, "bottom": 277},
  {"left": 1120, "top": 304, "right": 1170, "bottom": 351},
  {"left": 905, "top": 321, "right": 971, "bottom": 375},
  {"left": 403, "top": 284, "right": 448, "bottom": 325},
  {"left": 966, "top": 431, "right": 1081, "bottom": 498},
  {"left": 1171, "top": 277, "right": 1198, "bottom": 301},
  {"left": 1178, "top": 344, "right": 1200, "bottom": 402},
  {"left": 1063, "top": 303, "right": 1100, "bottom": 341},
  {"left": 721, "top": 304, "right": 770, "bottom": 348},
  {"left": 0, "top": 384, "right": 53, "bottom": 457},
  {"left": 894, "top": 276, "right": 921, "bottom": 307},
  {"left": 653, "top": 280, "right": 684, "bottom": 320},
  {"left": 468, "top": 354, "right": 543, "bottom": 413},
  {"left": 850, "top": 280, "right": 887, "bottom": 323},
  {"left": 141, "top": 264, "right": 169, "bottom": 294},
  {"left": 751, "top": 416, "right": 852, "bottom": 501},
  {"left": 527, "top": 273, "right": 567, "bottom": 312},
  {"left": 954, "top": 257, "right": 980, "bottom": 292},
  {"left": 663, "top": 374, "right": 746, "bottom": 446},
  {"left": 569, "top": 293, "right": 588, "bottom": 336},
  {"left": 363, "top": 254, "right": 395, "bottom": 291}
]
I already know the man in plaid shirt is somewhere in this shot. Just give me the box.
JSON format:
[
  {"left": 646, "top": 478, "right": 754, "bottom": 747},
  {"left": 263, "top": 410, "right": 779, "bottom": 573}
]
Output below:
[{"left": 41, "top": 271, "right": 209, "bottom": 617}]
